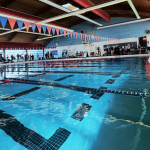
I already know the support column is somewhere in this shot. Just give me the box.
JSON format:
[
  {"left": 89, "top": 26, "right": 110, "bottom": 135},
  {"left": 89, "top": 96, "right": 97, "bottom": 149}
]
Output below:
[
  {"left": 26, "top": 48, "right": 28, "bottom": 61},
  {"left": 26, "top": 48, "right": 28, "bottom": 55},
  {"left": 43, "top": 47, "right": 44, "bottom": 59},
  {"left": 3, "top": 49, "right": 5, "bottom": 58}
]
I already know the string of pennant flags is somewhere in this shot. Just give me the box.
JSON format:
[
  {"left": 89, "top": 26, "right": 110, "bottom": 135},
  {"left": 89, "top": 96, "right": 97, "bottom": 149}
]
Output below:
[
  {"left": 0, "top": 47, "right": 56, "bottom": 50},
  {"left": 0, "top": 16, "right": 120, "bottom": 42}
]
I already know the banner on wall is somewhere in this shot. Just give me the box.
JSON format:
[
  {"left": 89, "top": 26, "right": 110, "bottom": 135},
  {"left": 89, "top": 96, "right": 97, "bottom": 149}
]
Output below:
[{"left": 50, "top": 50, "right": 58, "bottom": 55}]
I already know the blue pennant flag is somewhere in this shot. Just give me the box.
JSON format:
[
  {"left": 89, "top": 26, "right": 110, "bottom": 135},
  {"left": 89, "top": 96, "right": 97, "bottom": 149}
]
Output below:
[
  {"left": 59, "top": 29, "right": 63, "bottom": 36},
  {"left": 0, "top": 16, "right": 8, "bottom": 28},
  {"left": 73, "top": 32, "right": 76, "bottom": 38},
  {"left": 82, "top": 34, "right": 84, "bottom": 39},
  {"left": 17, "top": 20, "right": 24, "bottom": 30},
  {"left": 42, "top": 25, "right": 47, "bottom": 34},
  {"left": 78, "top": 33, "right": 80, "bottom": 39},
  {"left": 91, "top": 35, "right": 93, "bottom": 40},
  {"left": 52, "top": 27, "right": 56, "bottom": 35},
  {"left": 87, "top": 34, "right": 89, "bottom": 40},
  {"left": 67, "top": 31, "right": 69, "bottom": 37},
  {"left": 30, "top": 23, "right": 36, "bottom": 33}
]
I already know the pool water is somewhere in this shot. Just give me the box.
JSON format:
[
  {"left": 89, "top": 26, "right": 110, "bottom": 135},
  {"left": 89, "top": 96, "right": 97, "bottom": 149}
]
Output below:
[{"left": 0, "top": 57, "right": 150, "bottom": 150}]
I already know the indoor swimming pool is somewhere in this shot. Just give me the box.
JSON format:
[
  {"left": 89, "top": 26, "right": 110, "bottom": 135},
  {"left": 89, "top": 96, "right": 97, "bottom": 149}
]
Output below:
[{"left": 0, "top": 56, "right": 150, "bottom": 150}]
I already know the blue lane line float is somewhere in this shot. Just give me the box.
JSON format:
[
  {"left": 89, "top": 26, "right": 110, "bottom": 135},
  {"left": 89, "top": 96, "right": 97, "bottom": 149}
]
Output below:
[{"left": 1, "top": 79, "right": 148, "bottom": 97}]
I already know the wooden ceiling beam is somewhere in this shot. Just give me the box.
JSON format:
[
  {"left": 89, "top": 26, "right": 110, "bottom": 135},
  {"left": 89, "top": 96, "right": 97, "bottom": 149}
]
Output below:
[
  {"left": 34, "top": 5, "right": 53, "bottom": 16},
  {"left": 31, "top": 35, "right": 40, "bottom": 43},
  {"left": 43, "top": 38, "right": 54, "bottom": 47},
  {"left": 1, "top": 0, "right": 16, "bottom": 7},
  {"left": 103, "top": 5, "right": 150, "bottom": 14},
  {"left": 7, "top": 32, "right": 17, "bottom": 41}
]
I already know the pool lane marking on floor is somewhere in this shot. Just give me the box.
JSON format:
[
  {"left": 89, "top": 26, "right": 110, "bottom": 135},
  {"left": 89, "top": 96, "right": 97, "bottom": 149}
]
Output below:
[
  {"left": 0, "top": 110, "right": 71, "bottom": 150},
  {"left": 112, "top": 71, "right": 124, "bottom": 78},
  {"left": 55, "top": 75, "right": 74, "bottom": 81},
  {"left": 104, "top": 79, "right": 116, "bottom": 84},
  {"left": 71, "top": 103, "right": 92, "bottom": 121},
  {"left": 1, "top": 87, "right": 41, "bottom": 101},
  {"left": 2, "top": 78, "right": 147, "bottom": 97},
  {"left": 90, "top": 87, "right": 107, "bottom": 100}
]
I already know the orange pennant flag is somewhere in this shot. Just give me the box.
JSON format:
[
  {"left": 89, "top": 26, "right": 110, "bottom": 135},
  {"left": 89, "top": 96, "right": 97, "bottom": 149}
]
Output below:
[
  {"left": 63, "top": 30, "right": 66, "bottom": 36},
  {"left": 56, "top": 28, "right": 60, "bottom": 35},
  {"left": 37, "top": 24, "right": 42, "bottom": 33},
  {"left": 85, "top": 34, "right": 87, "bottom": 40},
  {"left": 75, "top": 32, "right": 78, "bottom": 38},
  {"left": 88, "top": 35, "right": 90, "bottom": 40},
  {"left": 24, "top": 21, "right": 30, "bottom": 32},
  {"left": 92, "top": 35, "right": 94, "bottom": 40},
  {"left": 8, "top": 18, "right": 16, "bottom": 30},
  {"left": 70, "top": 32, "right": 73, "bottom": 38},
  {"left": 47, "top": 27, "right": 51, "bottom": 35}
]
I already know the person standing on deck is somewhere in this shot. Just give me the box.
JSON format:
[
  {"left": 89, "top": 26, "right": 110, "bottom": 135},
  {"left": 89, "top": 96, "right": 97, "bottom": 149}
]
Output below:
[
  {"left": 147, "top": 41, "right": 150, "bottom": 51},
  {"left": 17, "top": 54, "right": 19, "bottom": 62},
  {"left": 37, "top": 53, "right": 39, "bottom": 60},
  {"left": 127, "top": 44, "right": 131, "bottom": 55}
]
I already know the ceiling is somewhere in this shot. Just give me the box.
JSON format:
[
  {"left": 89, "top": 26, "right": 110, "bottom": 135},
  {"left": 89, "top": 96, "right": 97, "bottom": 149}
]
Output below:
[{"left": 0, "top": 0, "right": 149, "bottom": 47}]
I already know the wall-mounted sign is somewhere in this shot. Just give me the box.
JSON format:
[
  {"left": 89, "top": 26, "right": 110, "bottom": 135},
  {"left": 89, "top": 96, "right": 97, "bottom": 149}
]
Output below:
[
  {"left": 91, "top": 31, "right": 95, "bottom": 35},
  {"left": 50, "top": 50, "right": 58, "bottom": 55}
]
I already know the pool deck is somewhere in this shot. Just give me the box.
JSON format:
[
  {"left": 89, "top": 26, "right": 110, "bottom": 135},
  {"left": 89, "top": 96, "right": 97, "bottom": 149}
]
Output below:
[{"left": 0, "top": 54, "right": 150, "bottom": 66}]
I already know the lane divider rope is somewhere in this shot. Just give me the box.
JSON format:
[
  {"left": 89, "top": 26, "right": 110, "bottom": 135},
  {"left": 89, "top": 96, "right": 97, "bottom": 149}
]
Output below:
[{"left": 0, "top": 79, "right": 147, "bottom": 97}]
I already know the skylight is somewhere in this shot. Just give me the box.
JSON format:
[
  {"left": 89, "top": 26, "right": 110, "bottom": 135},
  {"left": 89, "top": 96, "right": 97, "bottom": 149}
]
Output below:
[{"left": 62, "top": 3, "right": 79, "bottom": 11}]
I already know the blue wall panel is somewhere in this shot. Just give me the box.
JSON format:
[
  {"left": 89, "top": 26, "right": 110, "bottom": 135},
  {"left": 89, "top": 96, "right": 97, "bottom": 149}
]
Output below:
[{"left": 47, "top": 17, "right": 149, "bottom": 47}]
